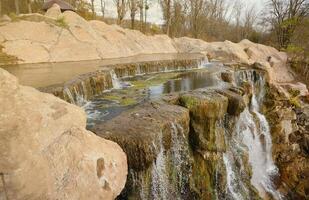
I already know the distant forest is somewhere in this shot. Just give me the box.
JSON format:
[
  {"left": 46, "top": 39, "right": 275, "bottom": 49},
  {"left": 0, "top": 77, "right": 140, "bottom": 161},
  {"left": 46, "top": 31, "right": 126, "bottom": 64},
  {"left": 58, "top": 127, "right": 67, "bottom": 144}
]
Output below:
[{"left": 0, "top": 0, "right": 308, "bottom": 61}]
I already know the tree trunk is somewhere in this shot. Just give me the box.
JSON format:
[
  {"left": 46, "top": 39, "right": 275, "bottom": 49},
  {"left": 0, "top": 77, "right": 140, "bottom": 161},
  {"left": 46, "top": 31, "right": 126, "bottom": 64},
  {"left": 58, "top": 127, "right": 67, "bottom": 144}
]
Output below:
[
  {"left": 166, "top": 17, "right": 171, "bottom": 36},
  {"left": 100, "top": 0, "right": 105, "bottom": 18},
  {"left": 0, "top": 0, "right": 2, "bottom": 17},
  {"left": 91, "top": 0, "right": 95, "bottom": 19},
  {"left": 15, "top": 0, "right": 20, "bottom": 15},
  {"left": 131, "top": 14, "right": 135, "bottom": 29},
  {"left": 144, "top": 0, "right": 148, "bottom": 32},
  {"left": 139, "top": 2, "right": 144, "bottom": 32},
  {"left": 28, "top": 0, "right": 32, "bottom": 13}
]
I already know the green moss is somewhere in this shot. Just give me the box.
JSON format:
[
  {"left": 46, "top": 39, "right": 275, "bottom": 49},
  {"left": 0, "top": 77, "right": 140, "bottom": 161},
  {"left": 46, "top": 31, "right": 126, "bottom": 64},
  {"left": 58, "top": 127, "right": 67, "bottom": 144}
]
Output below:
[
  {"left": 120, "top": 98, "right": 136, "bottom": 106},
  {"left": 103, "top": 94, "right": 122, "bottom": 101},
  {"left": 8, "top": 13, "right": 19, "bottom": 21},
  {"left": 179, "top": 96, "right": 199, "bottom": 109},
  {"left": 288, "top": 88, "right": 301, "bottom": 97},
  {"left": 289, "top": 97, "right": 301, "bottom": 108},
  {"left": 129, "top": 72, "right": 180, "bottom": 90},
  {"left": 102, "top": 94, "right": 136, "bottom": 106},
  {"left": 55, "top": 17, "right": 69, "bottom": 29}
]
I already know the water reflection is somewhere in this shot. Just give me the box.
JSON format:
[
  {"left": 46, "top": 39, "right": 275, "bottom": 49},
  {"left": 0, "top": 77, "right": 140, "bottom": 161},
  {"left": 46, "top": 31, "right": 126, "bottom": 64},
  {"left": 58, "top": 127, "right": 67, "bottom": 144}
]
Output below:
[
  {"left": 149, "top": 71, "right": 221, "bottom": 99},
  {"left": 85, "top": 65, "right": 226, "bottom": 127}
]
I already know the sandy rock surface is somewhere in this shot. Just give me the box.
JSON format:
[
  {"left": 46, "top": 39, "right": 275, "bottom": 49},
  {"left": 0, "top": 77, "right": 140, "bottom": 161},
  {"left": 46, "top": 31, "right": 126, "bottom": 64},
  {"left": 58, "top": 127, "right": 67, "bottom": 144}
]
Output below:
[
  {"left": 0, "top": 6, "right": 298, "bottom": 86},
  {"left": 0, "top": 68, "right": 127, "bottom": 200}
]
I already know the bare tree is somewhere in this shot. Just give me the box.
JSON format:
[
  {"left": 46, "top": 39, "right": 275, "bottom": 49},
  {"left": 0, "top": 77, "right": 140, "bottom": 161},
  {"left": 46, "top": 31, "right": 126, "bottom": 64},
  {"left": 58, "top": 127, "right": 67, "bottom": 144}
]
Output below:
[
  {"left": 15, "top": 0, "right": 20, "bottom": 15},
  {"left": 160, "top": 0, "right": 172, "bottom": 35},
  {"left": 267, "top": 0, "right": 309, "bottom": 48},
  {"left": 128, "top": 0, "right": 139, "bottom": 29},
  {"left": 139, "top": 0, "right": 144, "bottom": 31},
  {"left": 172, "top": 0, "right": 186, "bottom": 37},
  {"left": 90, "top": 0, "right": 95, "bottom": 18},
  {"left": 27, "top": 0, "right": 33, "bottom": 13},
  {"left": 144, "top": 0, "right": 149, "bottom": 27},
  {"left": 138, "top": 0, "right": 152, "bottom": 32},
  {"left": 242, "top": 5, "right": 257, "bottom": 39},
  {"left": 100, "top": 0, "right": 106, "bottom": 18},
  {"left": 233, "top": 0, "right": 243, "bottom": 41},
  {"left": 189, "top": 0, "right": 205, "bottom": 38},
  {"left": 0, "top": 0, "right": 2, "bottom": 16},
  {"left": 114, "top": 0, "right": 127, "bottom": 24}
]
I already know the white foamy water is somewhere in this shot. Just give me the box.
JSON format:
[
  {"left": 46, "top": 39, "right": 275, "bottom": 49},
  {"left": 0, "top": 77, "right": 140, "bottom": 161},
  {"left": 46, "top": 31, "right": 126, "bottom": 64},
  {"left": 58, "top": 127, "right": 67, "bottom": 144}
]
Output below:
[
  {"left": 232, "top": 70, "right": 283, "bottom": 200},
  {"left": 223, "top": 153, "right": 244, "bottom": 200},
  {"left": 198, "top": 57, "right": 210, "bottom": 68},
  {"left": 171, "top": 123, "right": 191, "bottom": 196},
  {"left": 151, "top": 132, "right": 169, "bottom": 200},
  {"left": 110, "top": 69, "right": 122, "bottom": 89}
]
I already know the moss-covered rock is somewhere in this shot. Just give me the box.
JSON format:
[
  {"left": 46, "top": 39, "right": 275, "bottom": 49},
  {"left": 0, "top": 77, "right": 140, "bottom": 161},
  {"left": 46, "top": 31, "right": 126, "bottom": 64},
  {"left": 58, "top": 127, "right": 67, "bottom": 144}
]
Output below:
[
  {"left": 264, "top": 83, "right": 309, "bottom": 199},
  {"left": 216, "top": 88, "right": 246, "bottom": 116},
  {"left": 91, "top": 101, "right": 190, "bottom": 171},
  {"left": 91, "top": 101, "right": 194, "bottom": 199},
  {"left": 179, "top": 90, "right": 228, "bottom": 152}
]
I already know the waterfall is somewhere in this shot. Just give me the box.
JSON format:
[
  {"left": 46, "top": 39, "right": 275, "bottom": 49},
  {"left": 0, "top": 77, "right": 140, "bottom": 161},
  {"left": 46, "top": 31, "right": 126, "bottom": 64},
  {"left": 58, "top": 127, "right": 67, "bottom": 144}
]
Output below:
[
  {"left": 127, "top": 122, "right": 191, "bottom": 200},
  {"left": 63, "top": 87, "right": 76, "bottom": 105},
  {"left": 170, "top": 123, "right": 191, "bottom": 196},
  {"left": 63, "top": 87, "right": 88, "bottom": 106},
  {"left": 110, "top": 69, "right": 122, "bottom": 89},
  {"left": 198, "top": 57, "right": 209, "bottom": 68},
  {"left": 232, "top": 70, "right": 283, "bottom": 200},
  {"left": 151, "top": 132, "right": 169, "bottom": 200},
  {"left": 223, "top": 153, "right": 245, "bottom": 200}
]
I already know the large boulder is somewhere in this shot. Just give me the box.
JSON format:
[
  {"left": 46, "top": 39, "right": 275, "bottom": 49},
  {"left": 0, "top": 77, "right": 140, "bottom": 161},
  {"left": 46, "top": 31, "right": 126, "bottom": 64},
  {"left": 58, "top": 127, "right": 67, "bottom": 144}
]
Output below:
[
  {"left": 91, "top": 101, "right": 190, "bottom": 171},
  {"left": 0, "top": 68, "right": 127, "bottom": 200},
  {"left": 45, "top": 3, "right": 61, "bottom": 19},
  {"left": 90, "top": 101, "right": 191, "bottom": 199},
  {"left": 179, "top": 89, "right": 229, "bottom": 153},
  {"left": 239, "top": 39, "right": 294, "bottom": 83},
  {"left": 174, "top": 38, "right": 250, "bottom": 64}
]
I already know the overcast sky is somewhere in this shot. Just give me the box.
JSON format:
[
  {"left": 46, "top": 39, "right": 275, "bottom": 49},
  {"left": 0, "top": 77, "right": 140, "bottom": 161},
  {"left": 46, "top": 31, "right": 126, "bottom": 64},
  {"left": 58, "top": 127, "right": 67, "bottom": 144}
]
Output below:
[{"left": 94, "top": 0, "right": 267, "bottom": 25}]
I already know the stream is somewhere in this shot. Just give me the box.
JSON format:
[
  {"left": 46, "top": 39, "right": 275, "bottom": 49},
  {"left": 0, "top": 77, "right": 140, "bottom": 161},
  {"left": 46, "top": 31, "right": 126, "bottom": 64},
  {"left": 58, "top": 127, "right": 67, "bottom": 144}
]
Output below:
[
  {"left": 14, "top": 59, "right": 282, "bottom": 200},
  {"left": 76, "top": 62, "right": 283, "bottom": 199},
  {"left": 84, "top": 63, "right": 227, "bottom": 128}
]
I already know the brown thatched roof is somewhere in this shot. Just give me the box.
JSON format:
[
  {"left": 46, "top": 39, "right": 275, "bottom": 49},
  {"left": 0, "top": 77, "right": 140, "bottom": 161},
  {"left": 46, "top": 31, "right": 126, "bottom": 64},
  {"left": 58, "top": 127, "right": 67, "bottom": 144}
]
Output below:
[{"left": 42, "top": 0, "right": 75, "bottom": 12}]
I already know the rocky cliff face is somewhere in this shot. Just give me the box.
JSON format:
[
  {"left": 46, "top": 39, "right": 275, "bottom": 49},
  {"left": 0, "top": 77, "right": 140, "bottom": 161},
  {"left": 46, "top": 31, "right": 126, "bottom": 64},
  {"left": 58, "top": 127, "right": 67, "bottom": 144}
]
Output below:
[
  {"left": 89, "top": 80, "right": 265, "bottom": 200},
  {"left": 263, "top": 83, "right": 309, "bottom": 199},
  {"left": 0, "top": 68, "right": 127, "bottom": 200}
]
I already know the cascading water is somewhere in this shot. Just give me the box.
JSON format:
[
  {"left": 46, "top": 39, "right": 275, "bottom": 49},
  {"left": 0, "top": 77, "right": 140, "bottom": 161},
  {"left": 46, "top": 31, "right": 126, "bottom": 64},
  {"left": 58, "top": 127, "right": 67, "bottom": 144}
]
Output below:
[
  {"left": 170, "top": 123, "right": 191, "bottom": 197},
  {"left": 151, "top": 132, "right": 169, "bottom": 200},
  {"left": 110, "top": 69, "right": 122, "bottom": 89},
  {"left": 223, "top": 153, "right": 245, "bottom": 200},
  {"left": 126, "top": 122, "right": 192, "bottom": 200},
  {"left": 231, "top": 70, "right": 283, "bottom": 200},
  {"left": 222, "top": 115, "right": 251, "bottom": 200},
  {"left": 198, "top": 57, "right": 209, "bottom": 68}
]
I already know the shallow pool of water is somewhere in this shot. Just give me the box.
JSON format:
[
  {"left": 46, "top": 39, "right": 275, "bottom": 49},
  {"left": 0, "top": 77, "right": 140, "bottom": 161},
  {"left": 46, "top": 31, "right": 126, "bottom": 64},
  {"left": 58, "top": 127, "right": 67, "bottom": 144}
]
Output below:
[{"left": 85, "top": 64, "right": 227, "bottom": 128}]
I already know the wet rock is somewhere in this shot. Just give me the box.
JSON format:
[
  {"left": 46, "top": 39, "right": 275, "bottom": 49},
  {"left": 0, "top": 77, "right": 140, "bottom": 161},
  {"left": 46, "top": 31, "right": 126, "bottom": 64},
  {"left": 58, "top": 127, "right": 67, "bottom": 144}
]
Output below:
[
  {"left": 221, "top": 70, "right": 234, "bottom": 83},
  {"left": 264, "top": 84, "right": 309, "bottom": 199},
  {"left": 300, "top": 134, "right": 309, "bottom": 155},
  {"left": 179, "top": 90, "right": 228, "bottom": 153},
  {"left": 161, "top": 93, "right": 180, "bottom": 105},
  {"left": 0, "top": 68, "right": 127, "bottom": 200},
  {"left": 91, "top": 101, "right": 192, "bottom": 199},
  {"left": 90, "top": 101, "right": 190, "bottom": 171},
  {"left": 216, "top": 89, "right": 246, "bottom": 116},
  {"left": 281, "top": 82, "right": 309, "bottom": 97}
]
